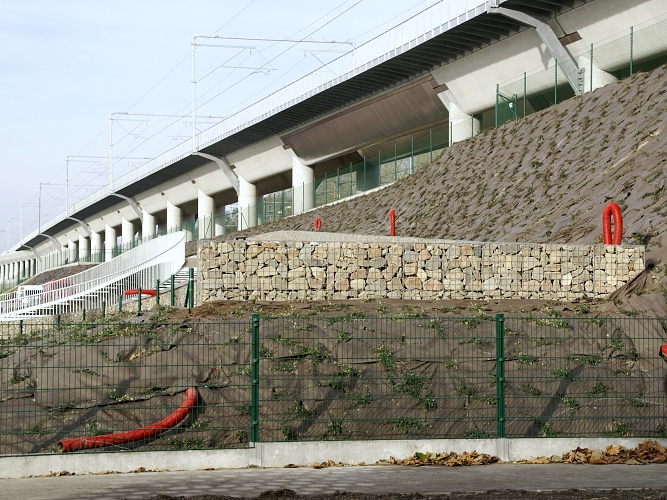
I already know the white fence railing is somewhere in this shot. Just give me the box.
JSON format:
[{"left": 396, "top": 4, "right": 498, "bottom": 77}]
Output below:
[{"left": 0, "top": 232, "right": 186, "bottom": 321}]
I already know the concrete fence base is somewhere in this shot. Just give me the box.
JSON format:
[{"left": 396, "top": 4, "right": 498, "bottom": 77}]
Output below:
[{"left": 0, "top": 437, "right": 664, "bottom": 479}]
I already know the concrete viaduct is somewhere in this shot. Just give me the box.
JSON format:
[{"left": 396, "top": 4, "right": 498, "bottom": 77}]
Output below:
[{"left": 1, "top": 0, "right": 664, "bottom": 286}]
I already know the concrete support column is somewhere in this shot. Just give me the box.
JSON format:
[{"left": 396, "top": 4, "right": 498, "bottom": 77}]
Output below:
[
  {"left": 214, "top": 206, "right": 226, "bottom": 236},
  {"left": 356, "top": 158, "right": 381, "bottom": 194},
  {"left": 167, "top": 201, "right": 182, "bottom": 232},
  {"left": 183, "top": 214, "right": 196, "bottom": 242},
  {"left": 438, "top": 90, "right": 481, "bottom": 146},
  {"left": 238, "top": 177, "right": 257, "bottom": 230},
  {"left": 12, "top": 262, "right": 17, "bottom": 280},
  {"left": 91, "top": 232, "right": 102, "bottom": 262},
  {"left": 142, "top": 212, "right": 156, "bottom": 241},
  {"left": 121, "top": 218, "right": 135, "bottom": 246},
  {"left": 19, "top": 260, "right": 25, "bottom": 280},
  {"left": 0, "top": 264, "right": 4, "bottom": 282},
  {"left": 577, "top": 55, "right": 618, "bottom": 92},
  {"left": 292, "top": 156, "right": 314, "bottom": 215},
  {"left": 67, "top": 239, "right": 78, "bottom": 263},
  {"left": 198, "top": 190, "right": 216, "bottom": 239},
  {"left": 104, "top": 224, "right": 117, "bottom": 263},
  {"left": 78, "top": 235, "right": 89, "bottom": 261}
]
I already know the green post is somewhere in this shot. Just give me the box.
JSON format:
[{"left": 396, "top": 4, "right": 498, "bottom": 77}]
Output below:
[
  {"left": 102, "top": 301, "right": 106, "bottom": 318},
  {"left": 188, "top": 268, "right": 194, "bottom": 308},
  {"left": 554, "top": 59, "right": 558, "bottom": 105},
  {"left": 82, "top": 307, "right": 86, "bottom": 321},
  {"left": 363, "top": 157, "right": 366, "bottom": 191},
  {"left": 56, "top": 315, "right": 61, "bottom": 326},
  {"left": 630, "top": 26, "right": 634, "bottom": 76},
  {"left": 137, "top": 287, "right": 142, "bottom": 312},
  {"left": 251, "top": 313, "right": 260, "bottom": 443},
  {"left": 590, "top": 44, "right": 594, "bottom": 92},
  {"left": 118, "top": 291, "right": 123, "bottom": 313},
  {"left": 495, "top": 83, "right": 499, "bottom": 128},
  {"left": 429, "top": 129, "right": 433, "bottom": 162},
  {"left": 155, "top": 279, "right": 160, "bottom": 306},
  {"left": 523, "top": 72, "right": 527, "bottom": 117},
  {"left": 170, "top": 275, "right": 175, "bottom": 307},
  {"left": 336, "top": 167, "right": 340, "bottom": 199},
  {"left": 496, "top": 313, "right": 505, "bottom": 438},
  {"left": 19, "top": 320, "right": 23, "bottom": 337}
]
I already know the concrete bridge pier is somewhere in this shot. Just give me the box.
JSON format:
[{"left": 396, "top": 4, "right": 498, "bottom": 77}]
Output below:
[
  {"left": 577, "top": 55, "right": 618, "bottom": 92},
  {"left": 121, "top": 218, "right": 135, "bottom": 247},
  {"left": 438, "top": 90, "right": 481, "bottom": 146},
  {"left": 104, "top": 224, "right": 117, "bottom": 262},
  {"left": 142, "top": 212, "right": 156, "bottom": 241},
  {"left": 78, "top": 235, "right": 89, "bottom": 261},
  {"left": 198, "top": 190, "right": 215, "bottom": 239},
  {"left": 238, "top": 177, "right": 257, "bottom": 230},
  {"left": 91, "top": 231, "right": 102, "bottom": 261},
  {"left": 214, "top": 206, "right": 226, "bottom": 236},
  {"left": 67, "top": 239, "right": 78, "bottom": 264},
  {"left": 292, "top": 156, "right": 314, "bottom": 215},
  {"left": 167, "top": 201, "right": 182, "bottom": 232}
]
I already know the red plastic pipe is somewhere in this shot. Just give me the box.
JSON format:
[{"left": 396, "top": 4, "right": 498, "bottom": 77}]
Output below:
[
  {"left": 314, "top": 218, "right": 322, "bottom": 231},
  {"left": 58, "top": 387, "right": 198, "bottom": 453},
  {"left": 602, "top": 202, "right": 623, "bottom": 245},
  {"left": 389, "top": 209, "right": 396, "bottom": 237},
  {"left": 124, "top": 289, "right": 157, "bottom": 297}
]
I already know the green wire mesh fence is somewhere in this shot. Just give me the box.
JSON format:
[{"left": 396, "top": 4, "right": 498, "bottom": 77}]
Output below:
[
  {"left": 496, "top": 17, "right": 667, "bottom": 127},
  {"left": 1, "top": 313, "right": 666, "bottom": 456}
]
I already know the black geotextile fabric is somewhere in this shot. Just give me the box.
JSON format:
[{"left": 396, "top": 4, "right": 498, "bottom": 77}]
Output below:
[{"left": 1, "top": 315, "right": 666, "bottom": 455}]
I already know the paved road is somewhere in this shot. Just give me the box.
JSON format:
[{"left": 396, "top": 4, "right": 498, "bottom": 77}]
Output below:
[{"left": 3, "top": 464, "right": 667, "bottom": 500}]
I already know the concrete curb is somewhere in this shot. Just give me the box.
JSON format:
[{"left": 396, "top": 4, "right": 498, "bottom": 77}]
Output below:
[{"left": 1, "top": 437, "right": 665, "bottom": 479}]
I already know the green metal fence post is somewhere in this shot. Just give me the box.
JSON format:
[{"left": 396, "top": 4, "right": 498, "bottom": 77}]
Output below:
[
  {"left": 495, "top": 84, "right": 499, "bottom": 128},
  {"left": 630, "top": 26, "right": 634, "bottom": 76},
  {"left": 496, "top": 313, "right": 506, "bottom": 438},
  {"left": 138, "top": 287, "right": 142, "bottom": 312},
  {"left": 156, "top": 279, "right": 160, "bottom": 306},
  {"left": 251, "top": 313, "right": 260, "bottom": 443},
  {"left": 170, "top": 275, "right": 175, "bottom": 307},
  {"left": 429, "top": 128, "right": 433, "bottom": 162},
  {"left": 19, "top": 320, "right": 23, "bottom": 337},
  {"left": 101, "top": 301, "right": 106, "bottom": 318},
  {"left": 523, "top": 72, "right": 527, "bottom": 117},
  {"left": 363, "top": 157, "right": 366, "bottom": 191},
  {"left": 82, "top": 307, "right": 86, "bottom": 321},
  {"left": 590, "top": 43, "right": 594, "bottom": 92},
  {"left": 554, "top": 59, "right": 558, "bottom": 105},
  {"left": 188, "top": 268, "right": 194, "bottom": 308},
  {"left": 118, "top": 291, "right": 123, "bottom": 313}
]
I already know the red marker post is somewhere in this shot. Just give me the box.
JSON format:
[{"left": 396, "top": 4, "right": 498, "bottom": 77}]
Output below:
[
  {"left": 314, "top": 218, "right": 322, "bottom": 231},
  {"left": 389, "top": 209, "right": 396, "bottom": 237},
  {"left": 602, "top": 202, "right": 623, "bottom": 245}
]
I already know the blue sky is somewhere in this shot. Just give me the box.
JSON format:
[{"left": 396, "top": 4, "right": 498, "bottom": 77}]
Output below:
[{"left": 0, "top": 0, "right": 437, "bottom": 250}]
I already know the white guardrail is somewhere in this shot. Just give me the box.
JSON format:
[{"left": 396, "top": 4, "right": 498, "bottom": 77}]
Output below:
[
  {"left": 0, "top": 232, "right": 186, "bottom": 321},
  {"left": 9, "top": 0, "right": 490, "bottom": 253}
]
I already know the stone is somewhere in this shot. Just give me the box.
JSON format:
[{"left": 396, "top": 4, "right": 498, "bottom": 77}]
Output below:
[
  {"left": 404, "top": 263, "right": 418, "bottom": 276},
  {"left": 369, "top": 257, "right": 386, "bottom": 268},
  {"left": 288, "top": 277, "right": 309, "bottom": 291},
  {"left": 334, "top": 279, "right": 350, "bottom": 291},
  {"left": 350, "top": 279, "right": 366, "bottom": 290},
  {"left": 403, "top": 251, "right": 419, "bottom": 263},
  {"left": 405, "top": 277, "right": 422, "bottom": 290},
  {"left": 350, "top": 269, "right": 367, "bottom": 280},
  {"left": 424, "top": 279, "right": 443, "bottom": 291},
  {"left": 418, "top": 249, "right": 431, "bottom": 261},
  {"left": 367, "top": 279, "right": 386, "bottom": 292}
]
